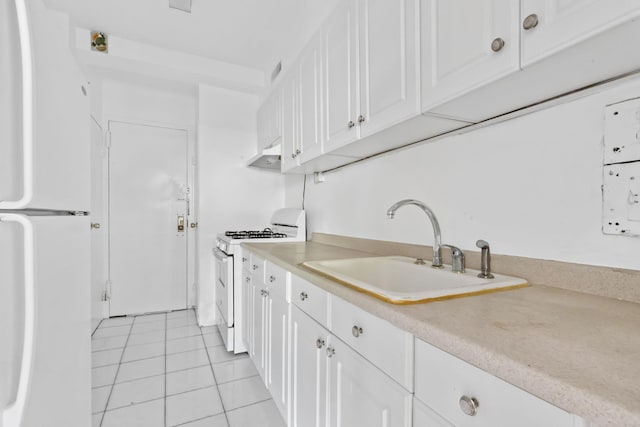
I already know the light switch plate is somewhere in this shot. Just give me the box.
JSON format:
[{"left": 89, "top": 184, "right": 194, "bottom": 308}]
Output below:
[
  {"left": 603, "top": 162, "right": 640, "bottom": 236},
  {"left": 604, "top": 98, "right": 640, "bottom": 165}
]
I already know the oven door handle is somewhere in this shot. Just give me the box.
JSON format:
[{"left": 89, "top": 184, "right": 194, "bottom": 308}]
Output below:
[{"left": 214, "top": 248, "right": 229, "bottom": 262}]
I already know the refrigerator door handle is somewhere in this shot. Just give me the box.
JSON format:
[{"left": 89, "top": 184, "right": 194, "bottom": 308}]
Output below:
[
  {"left": 0, "top": 0, "right": 33, "bottom": 210},
  {"left": 1, "top": 214, "right": 36, "bottom": 427}
]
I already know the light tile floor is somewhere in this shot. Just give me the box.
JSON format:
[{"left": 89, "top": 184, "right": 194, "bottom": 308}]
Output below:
[{"left": 91, "top": 309, "right": 286, "bottom": 427}]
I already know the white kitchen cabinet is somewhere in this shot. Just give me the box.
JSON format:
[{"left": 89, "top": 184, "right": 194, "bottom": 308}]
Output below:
[
  {"left": 297, "top": 34, "right": 323, "bottom": 164},
  {"left": 327, "top": 335, "right": 413, "bottom": 427},
  {"left": 358, "top": 0, "right": 420, "bottom": 138},
  {"left": 426, "top": 0, "right": 640, "bottom": 122},
  {"left": 413, "top": 397, "right": 455, "bottom": 427},
  {"left": 420, "top": 0, "right": 520, "bottom": 112},
  {"left": 257, "top": 87, "right": 283, "bottom": 150},
  {"left": 330, "top": 295, "right": 414, "bottom": 391},
  {"left": 290, "top": 305, "right": 328, "bottom": 427},
  {"left": 322, "top": 0, "right": 359, "bottom": 152},
  {"left": 521, "top": 0, "right": 640, "bottom": 67},
  {"left": 264, "top": 262, "right": 289, "bottom": 420},
  {"left": 249, "top": 255, "right": 267, "bottom": 379},
  {"left": 241, "top": 263, "right": 252, "bottom": 353},
  {"left": 290, "top": 305, "right": 412, "bottom": 427},
  {"left": 280, "top": 70, "right": 300, "bottom": 173},
  {"left": 415, "top": 338, "right": 577, "bottom": 427}
]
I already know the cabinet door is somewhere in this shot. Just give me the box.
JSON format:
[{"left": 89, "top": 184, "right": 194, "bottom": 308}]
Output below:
[
  {"left": 358, "top": 0, "right": 420, "bottom": 138},
  {"left": 327, "top": 335, "right": 412, "bottom": 427},
  {"left": 266, "top": 290, "right": 288, "bottom": 419},
  {"left": 241, "top": 270, "right": 252, "bottom": 352},
  {"left": 251, "top": 283, "right": 267, "bottom": 380},
  {"left": 298, "top": 35, "right": 323, "bottom": 163},
  {"left": 290, "top": 306, "right": 327, "bottom": 427},
  {"left": 521, "top": 0, "right": 640, "bottom": 66},
  {"left": 281, "top": 72, "right": 300, "bottom": 173},
  {"left": 322, "top": 0, "right": 359, "bottom": 152},
  {"left": 421, "top": 0, "right": 520, "bottom": 112}
]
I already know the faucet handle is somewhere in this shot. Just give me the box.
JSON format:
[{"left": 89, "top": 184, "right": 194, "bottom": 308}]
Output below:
[
  {"left": 476, "top": 239, "right": 494, "bottom": 279},
  {"left": 442, "top": 245, "right": 465, "bottom": 273}
]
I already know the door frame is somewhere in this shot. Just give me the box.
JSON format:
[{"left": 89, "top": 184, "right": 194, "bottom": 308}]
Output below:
[{"left": 103, "top": 117, "right": 198, "bottom": 314}]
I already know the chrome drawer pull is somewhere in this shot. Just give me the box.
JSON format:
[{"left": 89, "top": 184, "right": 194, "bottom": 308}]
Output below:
[
  {"left": 326, "top": 346, "right": 335, "bottom": 358},
  {"left": 269, "top": 275, "right": 276, "bottom": 283},
  {"left": 352, "top": 325, "right": 363, "bottom": 338},
  {"left": 315, "top": 338, "right": 325, "bottom": 349},
  {"left": 300, "top": 292, "right": 308, "bottom": 301},
  {"left": 459, "top": 395, "right": 479, "bottom": 416}
]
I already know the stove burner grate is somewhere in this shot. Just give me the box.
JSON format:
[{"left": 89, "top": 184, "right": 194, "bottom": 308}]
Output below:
[{"left": 225, "top": 228, "right": 288, "bottom": 239}]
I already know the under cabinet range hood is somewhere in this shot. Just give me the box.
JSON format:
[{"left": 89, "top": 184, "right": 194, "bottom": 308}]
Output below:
[{"left": 247, "top": 144, "right": 281, "bottom": 171}]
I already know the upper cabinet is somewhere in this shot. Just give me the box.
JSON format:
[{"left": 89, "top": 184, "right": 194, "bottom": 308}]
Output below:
[
  {"left": 521, "top": 0, "right": 640, "bottom": 67},
  {"left": 421, "top": 0, "right": 520, "bottom": 112},
  {"left": 257, "top": 0, "right": 640, "bottom": 172},
  {"left": 424, "top": 0, "right": 640, "bottom": 122},
  {"left": 322, "top": 0, "right": 359, "bottom": 152},
  {"left": 357, "top": 0, "right": 420, "bottom": 138},
  {"left": 256, "top": 88, "right": 282, "bottom": 150}
]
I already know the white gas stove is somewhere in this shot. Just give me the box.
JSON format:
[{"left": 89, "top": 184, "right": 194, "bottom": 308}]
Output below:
[{"left": 213, "top": 208, "right": 305, "bottom": 353}]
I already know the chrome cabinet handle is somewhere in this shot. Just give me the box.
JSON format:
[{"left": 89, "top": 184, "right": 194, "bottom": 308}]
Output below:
[
  {"left": 90, "top": 222, "right": 101, "bottom": 229},
  {"left": 326, "top": 346, "right": 335, "bottom": 358},
  {"left": 269, "top": 275, "right": 276, "bottom": 283},
  {"left": 260, "top": 289, "right": 265, "bottom": 296},
  {"left": 291, "top": 153, "right": 296, "bottom": 159},
  {"left": 263, "top": 290, "right": 269, "bottom": 297},
  {"left": 459, "top": 396, "right": 479, "bottom": 416},
  {"left": 245, "top": 277, "right": 250, "bottom": 283},
  {"left": 522, "top": 13, "right": 539, "bottom": 30},
  {"left": 295, "top": 149, "right": 301, "bottom": 154},
  {"left": 351, "top": 325, "right": 363, "bottom": 338},
  {"left": 315, "top": 338, "right": 325, "bottom": 349},
  {"left": 190, "top": 222, "right": 198, "bottom": 228},
  {"left": 348, "top": 120, "right": 355, "bottom": 128},
  {"left": 299, "top": 292, "right": 308, "bottom": 301},
  {"left": 491, "top": 37, "right": 505, "bottom": 52},
  {"left": 252, "top": 264, "right": 258, "bottom": 271},
  {"left": 242, "top": 257, "right": 247, "bottom": 262},
  {"left": 358, "top": 115, "right": 365, "bottom": 124}
]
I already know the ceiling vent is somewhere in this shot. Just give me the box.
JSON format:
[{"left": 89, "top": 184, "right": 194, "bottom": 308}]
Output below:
[
  {"left": 271, "top": 61, "right": 282, "bottom": 83},
  {"left": 169, "top": 0, "right": 191, "bottom": 13}
]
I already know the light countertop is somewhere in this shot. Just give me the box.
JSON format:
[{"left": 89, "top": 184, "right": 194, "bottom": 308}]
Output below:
[{"left": 242, "top": 240, "right": 640, "bottom": 427}]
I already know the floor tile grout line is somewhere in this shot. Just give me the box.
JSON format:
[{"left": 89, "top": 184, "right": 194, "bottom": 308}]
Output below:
[
  {"left": 98, "top": 317, "right": 136, "bottom": 427},
  {"left": 172, "top": 412, "right": 225, "bottom": 427},
  {"left": 225, "top": 396, "right": 273, "bottom": 416},
  {"left": 200, "top": 328, "right": 232, "bottom": 426},
  {"left": 216, "top": 372, "right": 261, "bottom": 386}
]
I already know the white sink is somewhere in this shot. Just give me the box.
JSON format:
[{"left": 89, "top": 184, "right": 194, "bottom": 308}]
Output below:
[{"left": 302, "top": 256, "right": 528, "bottom": 304}]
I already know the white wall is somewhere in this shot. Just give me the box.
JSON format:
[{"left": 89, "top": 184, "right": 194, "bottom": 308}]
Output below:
[
  {"left": 197, "top": 85, "right": 286, "bottom": 324},
  {"left": 300, "top": 76, "right": 640, "bottom": 271}
]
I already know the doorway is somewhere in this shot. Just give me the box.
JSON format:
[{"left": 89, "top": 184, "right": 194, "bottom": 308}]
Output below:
[{"left": 108, "top": 121, "right": 189, "bottom": 316}]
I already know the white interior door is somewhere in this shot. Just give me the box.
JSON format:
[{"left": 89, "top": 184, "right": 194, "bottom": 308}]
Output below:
[{"left": 108, "top": 121, "right": 188, "bottom": 316}]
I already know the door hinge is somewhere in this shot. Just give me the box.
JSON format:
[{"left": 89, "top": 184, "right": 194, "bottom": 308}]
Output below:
[
  {"left": 103, "top": 280, "right": 112, "bottom": 301},
  {"left": 105, "top": 131, "right": 112, "bottom": 150}
]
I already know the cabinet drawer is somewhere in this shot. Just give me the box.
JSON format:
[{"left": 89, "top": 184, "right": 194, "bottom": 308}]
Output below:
[
  {"left": 265, "top": 261, "right": 289, "bottom": 299},
  {"left": 415, "top": 339, "right": 574, "bottom": 427},
  {"left": 291, "top": 274, "right": 329, "bottom": 327},
  {"left": 330, "top": 296, "right": 414, "bottom": 391}
]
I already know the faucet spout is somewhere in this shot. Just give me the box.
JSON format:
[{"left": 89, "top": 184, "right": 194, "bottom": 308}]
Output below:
[{"left": 386, "top": 199, "right": 443, "bottom": 268}]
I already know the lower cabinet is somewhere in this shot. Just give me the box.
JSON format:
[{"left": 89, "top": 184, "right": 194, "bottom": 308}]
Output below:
[
  {"left": 242, "top": 252, "right": 586, "bottom": 427},
  {"left": 290, "top": 305, "right": 412, "bottom": 427}
]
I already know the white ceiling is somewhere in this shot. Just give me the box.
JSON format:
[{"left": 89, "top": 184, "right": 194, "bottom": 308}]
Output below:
[{"left": 43, "top": 0, "right": 338, "bottom": 76}]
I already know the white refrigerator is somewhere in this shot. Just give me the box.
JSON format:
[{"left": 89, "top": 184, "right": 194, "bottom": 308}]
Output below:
[{"left": 1, "top": 0, "right": 92, "bottom": 426}]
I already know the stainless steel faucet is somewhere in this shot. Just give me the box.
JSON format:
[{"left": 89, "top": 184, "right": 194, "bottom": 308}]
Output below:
[
  {"left": 476, "top": 239, "right": 494, "bottom": 279},
  {"left": 387, "top": 199, "right": 443, "bottom": 268}
]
